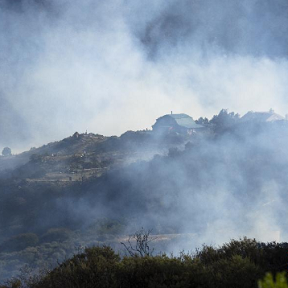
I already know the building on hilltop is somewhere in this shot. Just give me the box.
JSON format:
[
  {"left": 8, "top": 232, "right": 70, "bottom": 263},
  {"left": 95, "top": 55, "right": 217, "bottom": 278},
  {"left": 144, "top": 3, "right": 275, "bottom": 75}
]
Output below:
[
  {"left": 152, "top": 113, "right": 204, "bottom": 135},
  {"left": 240, "top": 109, "right": 285, "bottom": 123}
]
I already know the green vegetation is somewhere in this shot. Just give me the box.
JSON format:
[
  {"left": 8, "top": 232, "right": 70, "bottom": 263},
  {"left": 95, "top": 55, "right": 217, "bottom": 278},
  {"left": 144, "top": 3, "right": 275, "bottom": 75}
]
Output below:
[
  {"left": 259, "top": 273, "right": 288, "bottom": 288},
  {"left": 0, "top": 238, "right": 287, "bottom": 288}
]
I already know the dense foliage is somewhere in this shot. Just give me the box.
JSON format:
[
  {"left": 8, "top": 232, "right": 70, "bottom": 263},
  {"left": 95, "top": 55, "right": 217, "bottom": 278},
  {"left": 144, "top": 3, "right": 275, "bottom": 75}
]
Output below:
[
  {"left": 259, "top": 273, "right": 288, "bottom": 288},
  {"left": 1, "top": 238, "right": 288, "bottom": 288}
]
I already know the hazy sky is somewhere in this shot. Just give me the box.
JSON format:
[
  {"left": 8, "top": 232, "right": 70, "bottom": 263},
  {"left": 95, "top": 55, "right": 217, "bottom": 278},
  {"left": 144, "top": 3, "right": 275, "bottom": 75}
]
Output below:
[{"left": 1, "top": 0, "right": 288, "bottom": 151}]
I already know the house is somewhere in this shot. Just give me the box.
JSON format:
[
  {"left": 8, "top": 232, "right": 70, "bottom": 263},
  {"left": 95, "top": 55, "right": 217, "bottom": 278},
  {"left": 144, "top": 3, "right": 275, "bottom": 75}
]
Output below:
[
  {"left": 240, "top": 109, "right": 285, "bottom": 123},
  {"left": 152, "top": 113, "right": 204, "bottom": 135}
]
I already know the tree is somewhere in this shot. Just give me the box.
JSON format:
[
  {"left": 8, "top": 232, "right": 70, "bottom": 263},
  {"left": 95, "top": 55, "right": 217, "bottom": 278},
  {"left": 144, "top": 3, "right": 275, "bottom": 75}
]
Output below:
[
  {"left": 2, "top": 147, "right": 11, "bottom": 156},
  {"left": 196, "top": 117, "right": 209, "bottom": 125},
  {"left": 121, "top": 228, "right": 157, "bottom": 257},
  {"left": 209, "top": 109, "right": 240, "bottom": 133}
]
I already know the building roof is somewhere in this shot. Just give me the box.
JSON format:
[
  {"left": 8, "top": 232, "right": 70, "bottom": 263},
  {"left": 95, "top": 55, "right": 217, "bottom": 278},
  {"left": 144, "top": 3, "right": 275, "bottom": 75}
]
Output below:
[
  {"left": 241, "top": 110, "right": 284, "bottom": 122},
  {"left": 157, "top": 113, "right": 203, "bottom": 129}
]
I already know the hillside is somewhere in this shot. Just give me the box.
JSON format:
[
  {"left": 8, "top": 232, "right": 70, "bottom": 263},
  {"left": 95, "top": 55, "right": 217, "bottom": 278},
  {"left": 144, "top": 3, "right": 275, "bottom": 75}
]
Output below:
[
  {"left": 0, "top": 127, "right": 199, "bottom": 282},
  {"left": 0, "top": 110, "right": 288, "bottom": 283},
  {"left": 0, "top": 130, "right": 192, "bottom": 182}
]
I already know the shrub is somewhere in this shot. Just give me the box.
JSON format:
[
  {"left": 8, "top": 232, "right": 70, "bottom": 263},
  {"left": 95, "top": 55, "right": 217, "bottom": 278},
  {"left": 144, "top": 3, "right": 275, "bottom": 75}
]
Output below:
[
  {"left": 30, "top": 246, "right": 120, "bottom": 288},
  {"left": 258, "top": 272, "right": 288, "bottom": 288},
  {"left": 2, "top": 239, "right": 288, "bottom": 288}
]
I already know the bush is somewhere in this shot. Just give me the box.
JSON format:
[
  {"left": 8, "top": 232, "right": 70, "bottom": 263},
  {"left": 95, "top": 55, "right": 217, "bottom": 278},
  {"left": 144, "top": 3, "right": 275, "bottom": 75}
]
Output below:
[
  {"left": 3, "top": 239, "right": 288, "bottom": 288},
  {"left": 30, "top": 246, "right": 120, "bottom": 288},
  {"left": 258, "top": 272, "right": 288, "bottom": 288}
]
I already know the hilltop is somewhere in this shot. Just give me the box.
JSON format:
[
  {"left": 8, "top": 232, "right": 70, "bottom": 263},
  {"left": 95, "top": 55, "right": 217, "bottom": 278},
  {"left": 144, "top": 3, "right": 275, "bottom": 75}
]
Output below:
[
  {"left": 0, "top": 128, "right": 193, "bottom": 182},
  {"left": 1, "top": 108, "right": 286, "bottom": 182}
]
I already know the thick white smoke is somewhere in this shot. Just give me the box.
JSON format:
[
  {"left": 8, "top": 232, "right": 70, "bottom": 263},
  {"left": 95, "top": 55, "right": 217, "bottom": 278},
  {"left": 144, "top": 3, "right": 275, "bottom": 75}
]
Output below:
[{"left": 1, "top": 0, "right": 288, "bottom": 152}]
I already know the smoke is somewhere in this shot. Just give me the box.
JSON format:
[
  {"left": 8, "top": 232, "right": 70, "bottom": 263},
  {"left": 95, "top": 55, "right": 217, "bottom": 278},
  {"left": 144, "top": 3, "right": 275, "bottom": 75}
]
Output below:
[
  {"left": 3, "top": 1, "right": 288, "bottom": 281},
  {"left": 1, "top": 0, "right": 288, "bottom": 151},
  {"left": 27, "top": 121, "right": 282, "bottom": 253},
  {"left": 0, "top": 0, "right": 288, "bottom": 242}
]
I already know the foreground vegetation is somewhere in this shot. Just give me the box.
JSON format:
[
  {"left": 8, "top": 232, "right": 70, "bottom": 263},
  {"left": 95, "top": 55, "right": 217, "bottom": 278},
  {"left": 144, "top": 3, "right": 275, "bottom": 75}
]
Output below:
[
  {"left": 259, "top": 273, "right": 288, "bottom": 288},
  {"left": 1, "top": 238, "right": 288, "bottom": 288}
]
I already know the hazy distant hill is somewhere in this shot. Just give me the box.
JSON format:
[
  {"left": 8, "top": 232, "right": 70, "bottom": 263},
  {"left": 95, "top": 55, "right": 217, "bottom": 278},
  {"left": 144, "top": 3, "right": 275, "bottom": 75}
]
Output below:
[{"left": 0, "top": 128, "right": 191, "bottom": 181}]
